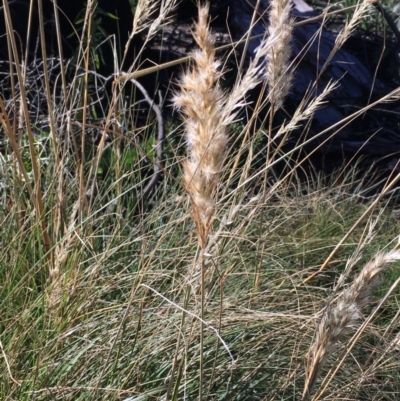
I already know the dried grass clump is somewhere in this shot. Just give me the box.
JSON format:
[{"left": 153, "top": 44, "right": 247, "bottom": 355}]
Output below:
[
  {"left": 173, "top": 3, "right": 228, "bottom": 247},
  {"left": 303, "top": 250, "right": 400, "bottom": 400}
]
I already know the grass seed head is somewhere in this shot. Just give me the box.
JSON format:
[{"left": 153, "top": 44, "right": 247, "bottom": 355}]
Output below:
[
  {"left": 303, "top": 250, "right": 400, "bottom": 400},
  {"left": 265, "top": 0, "right": 294, "bottom": 111},
  {"left": 173, "top": 2, "right": 228, "bottom": 245}
]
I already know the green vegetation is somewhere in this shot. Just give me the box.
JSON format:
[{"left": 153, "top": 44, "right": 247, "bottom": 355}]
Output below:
[{"left": 1, "top": 1, "right": 400, "bottom": 400}]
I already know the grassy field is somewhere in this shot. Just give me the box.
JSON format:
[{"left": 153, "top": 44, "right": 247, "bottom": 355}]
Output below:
[{"left": 1, "top": 0, "right": 400, "bottom": 400}]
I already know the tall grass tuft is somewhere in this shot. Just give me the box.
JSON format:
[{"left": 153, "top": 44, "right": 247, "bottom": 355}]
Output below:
[{"left": 2, "top": 1, "right": 400, "bottom": 400}]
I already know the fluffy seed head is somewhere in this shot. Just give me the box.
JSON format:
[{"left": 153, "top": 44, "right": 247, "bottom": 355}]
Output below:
[{"left": 173, "top": 3, "right": 228, "bottom": 246}]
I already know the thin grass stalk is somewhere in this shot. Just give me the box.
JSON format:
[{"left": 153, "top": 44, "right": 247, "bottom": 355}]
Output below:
[
  {"left": 109, "top": 36, "right": 124, "bottom": 217},
  {"left": 165, "top": 287, "right": 191, "bottom": 401},
  {"left": 52, "top": 0, "right": 68, "bottom": 104},
  {"left": 52, "top": 0, "right": 69, "bottom": 251},
  {"left": 0, "top": 100, "right": 33, "bottom": 198},
  {"left": 112, "top": 89, "right": 124, "bottom": 218},
  {"left": 238, "top": 0, "right": 262, "bottom": 74},
  {"left": 37, "top": 0, "right": 60, "bottom": 167},
  {"left": 78, "top": 0, "right": 96, "bottom": 220},
  {"left": 63, "top": 73, "right": 81, "bottom": 168},
  {"left": 22, "top": 1, "right": 34, "bottom": 67},
  {"left": 2, "top": 0, "right": 52, "bottom": 257},
  {"left": 47, "top": 200, "right": 80, "bottom": 310},
  {"left": 6, "top": 9, "right": 21, "bottom": 217},
  {"left": 18, "top": 0, "right": 32, "bottom": 156},
  {"left": 37, "top": 0, "right": 63, "bottom": 277},
  {"left": 200, "top": 256, "right": 205, "bottom": 401},
  {"left": 87, "top": 70, "right": 126, "bottom": 217}
]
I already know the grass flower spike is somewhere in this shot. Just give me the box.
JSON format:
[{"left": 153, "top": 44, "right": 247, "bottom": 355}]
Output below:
[
  {"left": 173, "top": 3, "right": 227, "bottom": 247},
  {"left": 303, "top": 250, "right": 400, "bottom": 400},
  {"left": 265, "top": 0, "right": 294, "bottom": 111}
]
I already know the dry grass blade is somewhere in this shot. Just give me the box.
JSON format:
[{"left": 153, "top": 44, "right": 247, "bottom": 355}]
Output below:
[
  {"left": 2, "top": 0, "right": 52, "bottom": 257},
  {"left": 303, "top": 250, "right": 400, "bottom": 400}
]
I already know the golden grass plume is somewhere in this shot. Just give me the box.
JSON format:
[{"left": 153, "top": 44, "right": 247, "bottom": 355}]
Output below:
[{"left": 173, "top": 3, "right": 228, "bottom": 247}]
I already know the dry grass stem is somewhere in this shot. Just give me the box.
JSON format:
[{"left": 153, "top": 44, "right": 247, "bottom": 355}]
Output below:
[{"left": 303, "top": 250, "right": 400, "bottom": 400}]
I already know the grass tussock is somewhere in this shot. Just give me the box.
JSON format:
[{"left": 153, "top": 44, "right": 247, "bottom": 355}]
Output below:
[{"left": 1, "top": 1, "right": 400, "bottom": 400}]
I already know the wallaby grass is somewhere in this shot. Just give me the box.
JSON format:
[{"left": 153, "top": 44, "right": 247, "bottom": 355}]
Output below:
[{"left": 1, "top": 0, "right": 400, "bottom": 400}]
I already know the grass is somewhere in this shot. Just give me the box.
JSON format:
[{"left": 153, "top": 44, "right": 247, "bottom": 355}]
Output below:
[
  {"left": 311, "top": 0, "right": 400, "bottom": 34},
  {"left": 1, "top": 0, "right": 400, "bottom": 400}
]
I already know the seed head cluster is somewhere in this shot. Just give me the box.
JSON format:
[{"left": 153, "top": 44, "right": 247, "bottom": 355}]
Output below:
[{"left": 173, "top": 3, "right": 228, "bottom": 246}]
